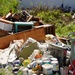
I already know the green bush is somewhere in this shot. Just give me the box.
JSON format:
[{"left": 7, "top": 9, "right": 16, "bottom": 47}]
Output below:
[
  {"left": 56, "top": 23, "right": 75, "bottom": 36},
  {"left": 36, "top": 9, "right": 74, "bottom": 37},
  {"left": 0, "top": 67, "right": 23, "bottom": 75},
  {"left": 0, "top": 0, "right": 19, "bottom": 16}
]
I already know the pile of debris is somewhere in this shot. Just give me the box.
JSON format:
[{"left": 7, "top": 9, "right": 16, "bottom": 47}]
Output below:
[
  {"left": 0, "top": 10, "right": 44, "bottom": 37},
  {"left": 1, "top": 10, "right": 39, "bottom": 22},
  {"left": 0, "top": 10, "right": 72, "bottom": 75},
  {"left": 0, "top": 34, "right": 71, "bottom": 75}
]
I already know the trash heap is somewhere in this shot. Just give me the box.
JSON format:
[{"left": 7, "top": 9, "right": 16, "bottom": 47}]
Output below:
[
  {"left": 0, "top": 10, "right": 44, "bottom": 36},
  {"left": 1, "top": 9, "right": 43, "bottom": 24},
  {"left": 0, "top": 35, "right": 71, "bottom": 75}
]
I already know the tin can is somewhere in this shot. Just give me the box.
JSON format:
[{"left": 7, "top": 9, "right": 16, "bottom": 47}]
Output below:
[{"left": 51, "top": 60, "right": 59, "bottom": 71}]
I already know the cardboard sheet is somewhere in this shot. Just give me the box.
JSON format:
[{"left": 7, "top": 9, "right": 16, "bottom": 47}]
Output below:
[{"left": 19, "top": 42, "right": 38, "bottom": 59}]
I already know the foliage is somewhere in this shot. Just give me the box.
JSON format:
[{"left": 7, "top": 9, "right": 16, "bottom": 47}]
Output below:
[
  {"left": 0, "top": 67, "right": 14, "bottom": 75},
  {"left": 0, "top": 67, "right": 23, "bottom": 75},
  {"left": 0, "top": 0, "right": 19, "bottom": 16},
  {"left": 37, "top": 9, "right": 71, "bottom": 25},
  {"left": 38, "top": 11, "right": 59, "bottom": 23},
  {"left": 56, "top": 23, "right": 75, "bottom": 37},
  {"left": 36, "top": 9, "right": 74, "bottom": 37}
]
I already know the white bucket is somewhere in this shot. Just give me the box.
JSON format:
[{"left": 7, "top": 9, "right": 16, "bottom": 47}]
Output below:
[
  {"left": 50, "top": 57, "right": 57, "bottom": 61},
  {"left": 22, "top": 68, "right": 28, "bottom": 75},
  {"left": 42, "top": 64, "right": 53, "bottom": 75},
  {"left": 32, "top": 74, "right": 37, "bottom": 75},
  {"left": 51, "top": 60, "right": 59, "bottom": 71},
  {"left": 47, "top": 55, "right": 53, "bottom": 59},
  {"left": 36, "top": 60, "right": 43, "bottom": 66},
  {"left": 43, "top": 60, "right": 51, "bottom": 64},
  {"left": 28, "top": 69, "right": 32, "bottom": 75},
  {"left": 42, "top": 57, "right": 49, "bottom": 61}
]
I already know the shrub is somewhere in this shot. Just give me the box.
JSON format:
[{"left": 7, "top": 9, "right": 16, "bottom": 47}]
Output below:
[
  {"left": 36, "top": 9, "right": 74, "bottom": 37},
  {"left": 56, "top": 23, "right": 75, "bottom": 36},
  {"left": 0, "top": 0, "right": 19, "bottom": 16}
]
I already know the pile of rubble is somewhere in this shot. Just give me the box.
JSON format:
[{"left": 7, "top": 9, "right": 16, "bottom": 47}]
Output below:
[
  {"left": 0, "top": 34, "right": 71, "bottom": 75},
  {"left": 0, "top": 10, "right": 44, "bottom": 37}
]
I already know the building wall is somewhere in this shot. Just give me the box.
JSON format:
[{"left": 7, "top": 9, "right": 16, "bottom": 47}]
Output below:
[{"left": 19, "top": 0, "right": 75, "bottom": 10}]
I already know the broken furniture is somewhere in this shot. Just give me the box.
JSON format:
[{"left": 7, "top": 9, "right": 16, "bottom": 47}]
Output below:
[
  {"left": 12, "top": 10, "right": 33, "bottom": 22},
  {"left": 14, "top": 22, "right": 34, "bottom": 32},
  {"left": 0, "top": 19, "right": 13, "bottom": 31}
]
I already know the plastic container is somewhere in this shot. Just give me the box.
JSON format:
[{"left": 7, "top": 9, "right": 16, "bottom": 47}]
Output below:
[
  {"left": 51, "top": 60, "right": 59, "bottom": 71},
  {"left": 36, "top": 60, "right": 43, "bottom": 66},
  {"left": 42, "top": 64, "right": 53, "bottom": 75},
  {"left": 22, "top": 68, "right": 28, "bottom": 75},
  {"left": 43, "top": 60, "right": 51, "bottom": 64},
  {"left": 50, "top": 57, "right": 57, "bottom": 61}
]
